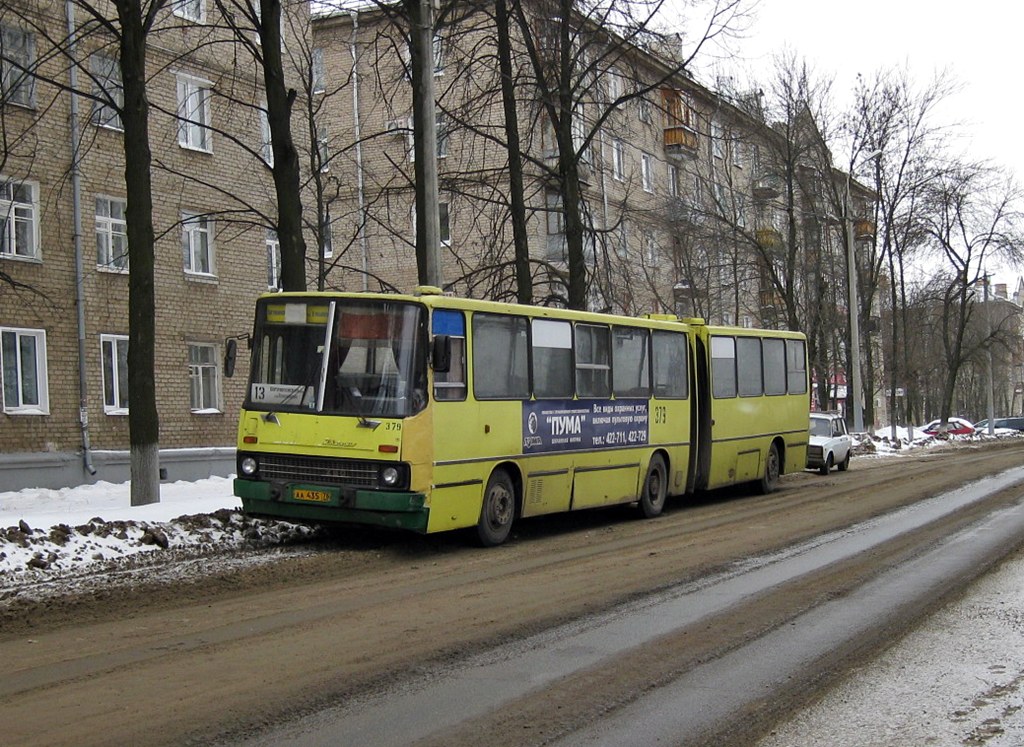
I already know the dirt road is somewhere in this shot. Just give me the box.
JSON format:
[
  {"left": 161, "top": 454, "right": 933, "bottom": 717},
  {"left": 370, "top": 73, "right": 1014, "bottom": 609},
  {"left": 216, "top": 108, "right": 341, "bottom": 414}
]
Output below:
[{"left": 3, "top": 442, "right": 1024, "bottom": 746}]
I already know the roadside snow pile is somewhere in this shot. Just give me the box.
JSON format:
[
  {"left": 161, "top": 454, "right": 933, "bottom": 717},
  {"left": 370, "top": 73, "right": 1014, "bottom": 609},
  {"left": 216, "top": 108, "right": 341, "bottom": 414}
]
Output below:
[
  {"left": 0, "top": 509, "right": 323, "bottom": 579},
  {"left": 0, "top": 476, "right": 326, "bottom": 583},
  {"left": 861, "top": 425, "right": 1023, "bottom": 456}
]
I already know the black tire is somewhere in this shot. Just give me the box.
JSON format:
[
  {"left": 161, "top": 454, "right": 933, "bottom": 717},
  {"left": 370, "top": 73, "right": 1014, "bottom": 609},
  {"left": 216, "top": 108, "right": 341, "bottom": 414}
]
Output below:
[
  {"left": 819, "top": 453, "right": 833, "bottom": 476},
  {"left": 477, "top": 469, "right": 515, "bottom": 547},
  {"left": 759, "top": 442, "right": 781, "bottom": 494},
  {"left": 838, "top": 451, "right": 851, "bottom": 472},
  {"left": 639, "top": 454, "right": 668, "bottom": 518}
]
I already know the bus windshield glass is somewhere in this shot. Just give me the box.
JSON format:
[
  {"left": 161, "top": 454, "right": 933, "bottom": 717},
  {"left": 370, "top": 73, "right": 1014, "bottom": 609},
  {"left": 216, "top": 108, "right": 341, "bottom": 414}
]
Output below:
[{"left": 248, "top": 299, "right": 427, "bottom": 418}]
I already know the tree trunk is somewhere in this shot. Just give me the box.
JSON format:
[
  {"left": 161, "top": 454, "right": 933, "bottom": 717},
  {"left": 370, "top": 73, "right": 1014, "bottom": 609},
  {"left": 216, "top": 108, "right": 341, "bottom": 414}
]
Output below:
[
  {"left": 261, "top": 0, "right": 307, "bottom": 292},
  {"left": 495, "top": 0, "right": 531, "bottom": 304},
  {"left": 116, "top": 0, "right": 160, "bottom": 506}
]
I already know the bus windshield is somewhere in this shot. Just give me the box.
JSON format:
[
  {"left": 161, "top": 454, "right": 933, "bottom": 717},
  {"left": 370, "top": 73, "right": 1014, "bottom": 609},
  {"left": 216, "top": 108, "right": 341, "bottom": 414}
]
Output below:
[{"left": 248, "top": 298, "right": 427, "bottom": 418}]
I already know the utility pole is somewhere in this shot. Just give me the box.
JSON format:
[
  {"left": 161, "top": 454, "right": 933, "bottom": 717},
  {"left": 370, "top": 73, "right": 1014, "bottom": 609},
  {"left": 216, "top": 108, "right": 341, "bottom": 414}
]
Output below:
[{"left": 410, "top": 0, "right": 443, "bottom": 288}]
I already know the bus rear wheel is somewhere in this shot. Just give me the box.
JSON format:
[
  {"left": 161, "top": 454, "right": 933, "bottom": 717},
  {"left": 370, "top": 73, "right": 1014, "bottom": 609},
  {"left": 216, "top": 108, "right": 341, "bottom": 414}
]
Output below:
[
  {"left": 477, "top": 469, "right": 515, "bottom": 547},
  {"left": 639, "top": 454, "right": 667, "bottom": 518},
  {"left": 759, "top": 442, "right": 781, "bottom": 494}
]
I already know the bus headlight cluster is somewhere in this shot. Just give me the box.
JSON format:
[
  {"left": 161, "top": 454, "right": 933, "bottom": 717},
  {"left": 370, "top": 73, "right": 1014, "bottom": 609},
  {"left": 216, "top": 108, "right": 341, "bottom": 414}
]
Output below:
[
  {"left": 240, "top": 456, "right": 258, "bottom": 476},
  {"left": 381, "top": 466, "right": 400, "bottom": 486}
]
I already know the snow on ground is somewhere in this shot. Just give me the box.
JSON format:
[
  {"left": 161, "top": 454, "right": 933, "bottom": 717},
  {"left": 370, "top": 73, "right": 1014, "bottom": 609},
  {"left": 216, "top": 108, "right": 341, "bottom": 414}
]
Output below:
[
  {"left": 0, "top": 475, "right": 323, "bottom": 584},
  {"left": 758, "top": 550, "right": 1024, "bottom": 747},
  {"left": 0, "top": 427, "right": 1017, "bottom": 585}
]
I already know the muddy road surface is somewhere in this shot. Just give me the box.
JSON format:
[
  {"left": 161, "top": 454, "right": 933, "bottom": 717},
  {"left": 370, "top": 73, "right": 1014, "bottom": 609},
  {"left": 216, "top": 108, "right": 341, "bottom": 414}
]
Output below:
[{"left": 3, "top": 442, "right": 1024, "bottom": 746}]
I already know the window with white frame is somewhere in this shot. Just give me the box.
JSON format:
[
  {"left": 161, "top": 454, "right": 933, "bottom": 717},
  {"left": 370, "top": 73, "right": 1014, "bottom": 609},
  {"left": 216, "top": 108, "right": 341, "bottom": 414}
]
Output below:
[
  {"left": 188, "top": 342, "right": 220, "bottom": 412},
  {"left": 641, "top": 152, "right": 654, "bottom": 193},
  {"left": 606, "top": 67, "right": 621, "bottom": 101},
  {"left": 432, "top": 32, "right": 444, "bottom": 75},
  {"left": 176, "top": 73, "right": 212, "bottom": 152},
  {"left": 172, "top": 0, "right": 205, "bottom": 23},
  {"left": 545, "top": 189, "right": 565, "bottom": 262},
  {"left": 616, "top": 219, "right": 628, "bottom": 258},
  {"left": 314, "top": 119, "right": 329, "bottom": 171},
  {"left": 732, "top": 136, "right": 744, "bottom": 168},
  {"left": 181, "top": 211, "right": 214, "bottom": 276},
  {"left": 439, "top": 201, "right": 450, "bottom": 246},
  {"left": 1, "top": 327, "right": 48, "bottom": 414},
  {"left": 1, "top": 25, "right": 35, "bottom": 107},
  {"left": 311, "top": 48, "right": 326, "bottom": 94},
  {"left": 645, "top": 229, "right": 658, "bottom": 265},
  {"left": 436, "top": 111, "right": 448, "bottom": 158},
  {"left": 711, "top": 120, "right": 725, "bottom": 160},
  {"left": 0, "top": 178, "right": 38, "bottom": 260},
  {"left": 90, "top": 53, "right": 122, "bottom": 130},
  {"left": 101, "top": 333, "right": 129, "bottom": 414},
  {"left": 668, "top": 164, "right": 679, "bottom": 197},
  {"left": 266, "top": 229, "right": 280, "bottom": 290},
  {"left": 572, "top": 104, "right": 588, "bottom": 162},
  {"left": 321, "top": 205, "right": 333, "bottom": 258},
  {"left": 96, "top": 196, "right": 128, "bottom": 271},
  {"left": 259, "top": 105, "right": 273, "bottom": 166},
  {"left": 612, "top": 138, "right": 625, "bottom": 180},
  {"left": 638, "top": 95, "right": 651, "bottom": 124}
]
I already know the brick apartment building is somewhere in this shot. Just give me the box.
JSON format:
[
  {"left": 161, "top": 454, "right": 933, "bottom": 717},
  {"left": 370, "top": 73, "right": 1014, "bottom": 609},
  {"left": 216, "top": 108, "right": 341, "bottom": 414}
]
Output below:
[
  {"left": 0, "top": 0, "right": 307, "bottom": 488},
  {"left": 1, "top": 0, "right": 870, "bottom": 490}
]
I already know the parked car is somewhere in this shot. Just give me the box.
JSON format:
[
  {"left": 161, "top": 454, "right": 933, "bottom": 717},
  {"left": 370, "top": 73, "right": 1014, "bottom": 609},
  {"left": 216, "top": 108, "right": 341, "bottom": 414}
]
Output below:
[
  {"left": 974, "top": 417, "right": 1024, "bottom": 433},
  {"left": 921, "top": 417, "right": 976, "bottom": 436},
  {"left": 807, "top": 412, "right": 853, "bottom": 475}
]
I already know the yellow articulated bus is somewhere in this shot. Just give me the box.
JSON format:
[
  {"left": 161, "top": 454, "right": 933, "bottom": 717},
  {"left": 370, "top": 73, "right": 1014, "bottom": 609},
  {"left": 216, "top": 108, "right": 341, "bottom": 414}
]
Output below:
[{"left": 231, "top": 288, "right": 808, "bottom": 546}]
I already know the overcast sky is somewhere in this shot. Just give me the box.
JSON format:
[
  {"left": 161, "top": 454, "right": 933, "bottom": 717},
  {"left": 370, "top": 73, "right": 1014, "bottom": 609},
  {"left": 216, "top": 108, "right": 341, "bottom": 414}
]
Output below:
[{"left": 704, "top": 0, "right": 1023, "bottom": 286}]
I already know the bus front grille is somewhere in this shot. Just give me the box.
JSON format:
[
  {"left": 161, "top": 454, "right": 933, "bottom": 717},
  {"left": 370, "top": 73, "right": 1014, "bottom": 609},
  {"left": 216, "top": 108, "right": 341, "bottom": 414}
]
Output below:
[{"left": 259, "top": 454, "right": 380, "bottom": 488}]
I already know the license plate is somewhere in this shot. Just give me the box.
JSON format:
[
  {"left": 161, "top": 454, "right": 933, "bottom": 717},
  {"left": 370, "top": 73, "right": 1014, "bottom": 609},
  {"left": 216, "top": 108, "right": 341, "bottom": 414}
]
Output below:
[{"left": 293, "top": 488, "right": 332, "bottom": 503}]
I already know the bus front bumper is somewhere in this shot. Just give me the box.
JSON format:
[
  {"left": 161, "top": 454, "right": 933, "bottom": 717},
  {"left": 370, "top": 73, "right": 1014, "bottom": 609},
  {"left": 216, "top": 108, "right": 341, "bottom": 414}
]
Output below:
[{"left": 234, "top": 478, "right": 429, "bottom": 532}]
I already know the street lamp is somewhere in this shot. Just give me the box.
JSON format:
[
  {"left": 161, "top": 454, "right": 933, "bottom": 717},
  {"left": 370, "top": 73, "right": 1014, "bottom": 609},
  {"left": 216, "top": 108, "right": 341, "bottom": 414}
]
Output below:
[{"left": 845, "top": 148, "right": 882, "bottom": 434}]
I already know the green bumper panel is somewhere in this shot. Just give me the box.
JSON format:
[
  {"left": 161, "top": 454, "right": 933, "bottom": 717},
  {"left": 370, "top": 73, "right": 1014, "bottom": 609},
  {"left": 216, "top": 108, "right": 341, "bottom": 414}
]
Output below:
[{"left": 234, "top": 478, "right": 430, "bottom": 532}]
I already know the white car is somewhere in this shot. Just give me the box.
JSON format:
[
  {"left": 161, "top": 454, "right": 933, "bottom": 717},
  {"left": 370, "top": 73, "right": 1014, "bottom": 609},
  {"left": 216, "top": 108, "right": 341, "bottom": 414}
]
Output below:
[{"left": 807, "top": 413, "right": 853, "bottom": 475}]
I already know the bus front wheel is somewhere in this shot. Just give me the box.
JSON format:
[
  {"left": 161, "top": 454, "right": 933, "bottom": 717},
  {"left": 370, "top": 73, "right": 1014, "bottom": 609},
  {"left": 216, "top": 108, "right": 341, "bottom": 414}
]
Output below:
[
  {"left": 477, "top": 469, "right": 515, "bottom": 547},
  {"left": 639, "top": 454, "right": 667, "bottom": 518},
  {"left": 759, "top": 443, "right": 781, "bottom": 494}
]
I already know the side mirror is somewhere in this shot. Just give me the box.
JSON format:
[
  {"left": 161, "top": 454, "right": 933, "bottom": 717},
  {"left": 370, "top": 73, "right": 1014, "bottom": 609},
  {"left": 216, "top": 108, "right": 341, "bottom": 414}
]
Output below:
[
  {"left": 224, "top": 338, "right": 238, "bottom": 378},
  {"left": 432, "top": 334, "right": 451, "bottom": 373}
]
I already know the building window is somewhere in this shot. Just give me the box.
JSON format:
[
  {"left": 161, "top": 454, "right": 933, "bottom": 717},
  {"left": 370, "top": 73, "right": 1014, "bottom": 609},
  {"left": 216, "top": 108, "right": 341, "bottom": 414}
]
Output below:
[
  {"left": 616, "top": 219, "right": 628, "bottom": 258},
  {"left": 668, "top": 164, "right": 679, "bottom": 197},
  {"left": 1, "top": 327, "right": 48, "bottom": 414},
  {"left": 101, "top": 334, "right": 129, "bottom": 414},
  {"left": 711, "top": 120, "right": 725, "bottom": 160},
  {"left": 436, "top": 111, "right": 448, "bottom": 158},
  {"left": 645, "top": 229, "right": 658, "bottom": 265},
  {"left": 315, "top": 120, "right": 329, "bottom": 171},
  {"left": 432, "top": 33, "right": 444, "bottom": 75},
  {"left": 311, "top": 48, "right": 326, "bottom": 94},
  {"left": 606, "top": 68, "right": 621, "bottom": 101},
  {"left": 181, "top": 211, "right": 214, "bottom": 276},
  {"left": 172, "top": 0, "right": 205, "bottom": 23},
  {"left": 96, "top": 196, "right": 128, "bottom": 271},
  {"left": 641, "top": 152, "right": 654, "bottom": 193},
  {"left": 321, "top": 205, "right": 333, "bottom": 259},
  {"left": 90, "top": 53, "right": 122, "bottom": 130},
  {"left": 266, "top": 229, "right": 280, "bottom": 290},
  {"left": 189, "top": 343, "right": 220, "bottom": 412},
  {"left": 259, "top": 105, "right": 273, "bottom": 166},
  {"left": 0, "top": 26, "right": 35, "bottom": 108},
  {"left": 545, "top": 189, "right": 565, "bottom": 262},
  {"left": 733, "top": 136, "right": 745, "bottom": 169},
  {"left": 176, "top": 73, "right": 212, "bottom": 152},
  {"left": 612, "top": 138, "right": 624, "bottom": 180},
  {"left": 439, "top": 201, "right": 450, "bottom": 246},
  {"left": 0, "top": 178, "right": 39, "bottom": 260},
  {"left": 638, "top": 95, "right": 651, "bottom": 124}
]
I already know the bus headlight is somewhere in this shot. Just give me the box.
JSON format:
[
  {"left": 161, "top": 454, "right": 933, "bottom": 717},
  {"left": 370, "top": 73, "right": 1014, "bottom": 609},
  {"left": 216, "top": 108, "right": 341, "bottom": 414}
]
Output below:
[
  {"left": 240, "top": 456, "right": 258, "bottom": 476},
  {"left": 381, "top": 466, "right": 400, "bottom": 486}
]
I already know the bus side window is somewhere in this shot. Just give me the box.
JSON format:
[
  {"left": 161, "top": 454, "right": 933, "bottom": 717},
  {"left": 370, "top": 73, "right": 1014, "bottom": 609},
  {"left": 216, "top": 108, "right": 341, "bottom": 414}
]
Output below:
[
  {"left": 613, "top": 326, "right": 650, "bottom": 398},
  {"left": 432, "top": 309, "right": 466, "bottom": 401},
  {"left": 472, "top": 313, "right": 530, "bottom": 400},
  {"left": 762, "top": 338, "right": 786, "bottom": 395},
  {"left": 575, "top": 323, "right": 611, "bottom": 398},
  {"left": 652, "top": 330, "right": 687, "bottom": 398},
  {"left": 736, "top": 337, "right": 763, "bottom": 397},
  {"left": 532, "top": 319, "right": 573, "bottom": 399},
  {"left": 786, "top": 339, "right": 807, "bottom": 394},
  {"left": 711, "top": 336, "right": 737, "bottom": 398}
]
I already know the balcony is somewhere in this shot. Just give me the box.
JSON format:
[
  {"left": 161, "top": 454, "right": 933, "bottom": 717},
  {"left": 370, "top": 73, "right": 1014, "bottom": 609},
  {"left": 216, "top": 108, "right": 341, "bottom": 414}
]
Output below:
[
  {"left": 664, "top": 125, "right": 699, "bottom": 158},
  {"left": 755, "top": 227, "right": 782, "bottom": 249},
  {"left": 854, "top": 219, "right": 876, "bottom": 241},
  {"left": 752, "top": 175, "right": 782, "bottom": 201}
]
